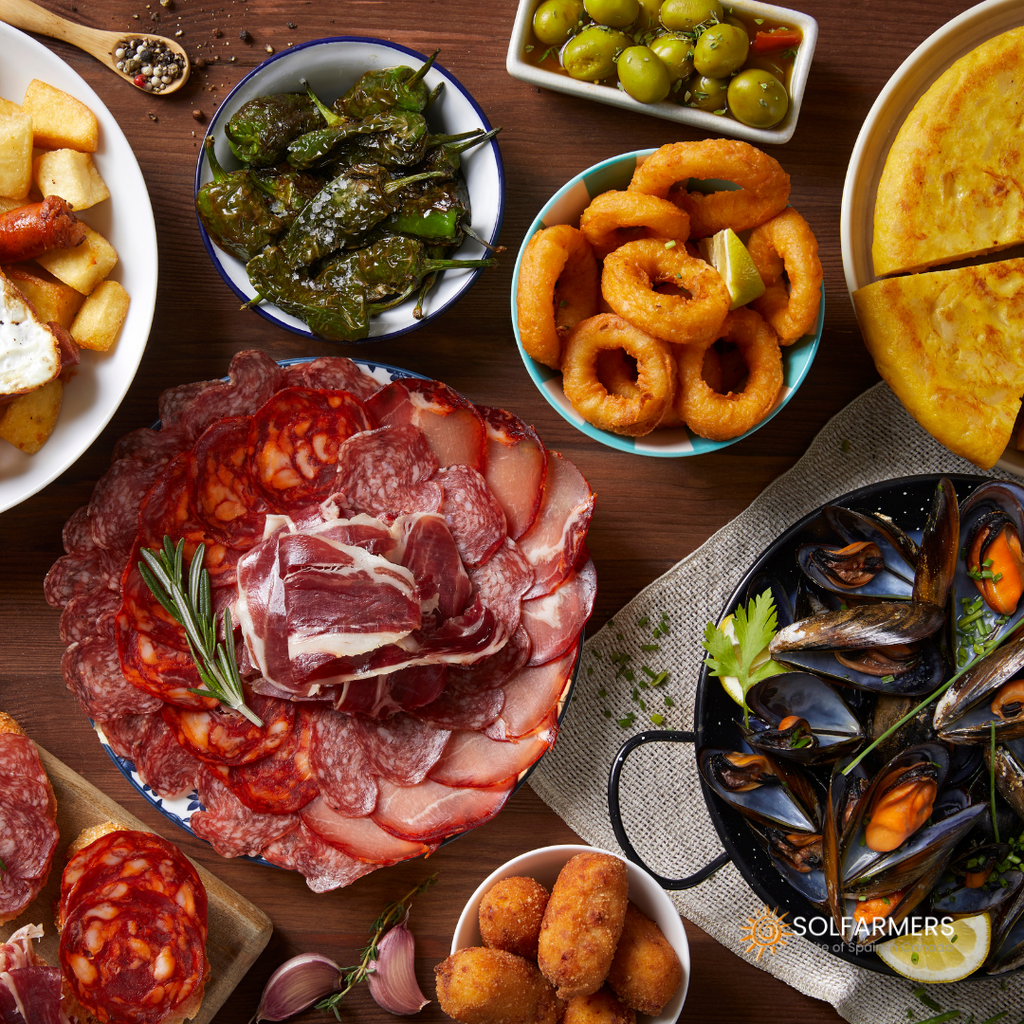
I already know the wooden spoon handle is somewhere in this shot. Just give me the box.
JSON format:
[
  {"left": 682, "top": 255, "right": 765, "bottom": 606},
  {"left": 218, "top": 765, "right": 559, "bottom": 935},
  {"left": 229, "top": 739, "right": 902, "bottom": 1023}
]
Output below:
[{"left": 0, "top": 0, "right": 118, "bottom": 65}]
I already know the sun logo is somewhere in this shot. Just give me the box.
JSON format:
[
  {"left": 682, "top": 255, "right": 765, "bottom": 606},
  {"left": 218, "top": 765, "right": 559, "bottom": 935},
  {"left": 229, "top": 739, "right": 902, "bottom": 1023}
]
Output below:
[{"left": 740, "top": 904, "right": 793, "bottom": 961}]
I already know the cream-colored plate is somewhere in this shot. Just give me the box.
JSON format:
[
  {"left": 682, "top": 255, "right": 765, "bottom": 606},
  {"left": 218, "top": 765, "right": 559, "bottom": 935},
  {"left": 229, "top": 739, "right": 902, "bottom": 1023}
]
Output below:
[{"left": 840, "top": 0, "right": 1024, "bottom": 477}]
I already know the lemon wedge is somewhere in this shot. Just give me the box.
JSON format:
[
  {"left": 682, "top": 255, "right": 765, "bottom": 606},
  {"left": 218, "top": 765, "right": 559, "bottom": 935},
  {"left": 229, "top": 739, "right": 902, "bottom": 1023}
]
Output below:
[
  {"left": 700, "top": 228, "right": 766, "bottom": 310},
  {"left": 875, "top": 913, "right": 990, "bottom": 984},
  {"left": 716, "top": 613, "right": 774, "bottom": 707}
]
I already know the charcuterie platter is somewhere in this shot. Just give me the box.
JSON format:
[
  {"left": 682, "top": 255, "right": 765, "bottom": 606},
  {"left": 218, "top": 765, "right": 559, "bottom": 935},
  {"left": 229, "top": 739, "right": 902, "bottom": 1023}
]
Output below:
[{"left": 0, "top": 744, "right": 271, "bottom": 1024}]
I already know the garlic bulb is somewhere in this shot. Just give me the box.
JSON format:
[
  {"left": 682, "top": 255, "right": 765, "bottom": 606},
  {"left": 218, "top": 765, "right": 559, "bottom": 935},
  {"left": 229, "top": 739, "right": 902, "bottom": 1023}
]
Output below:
[{"left": 367, "top": 915, "right": 430, "bottom": 1015}]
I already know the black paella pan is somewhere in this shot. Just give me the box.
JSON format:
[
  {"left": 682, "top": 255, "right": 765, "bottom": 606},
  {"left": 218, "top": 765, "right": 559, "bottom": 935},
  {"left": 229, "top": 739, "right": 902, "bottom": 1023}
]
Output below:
[{"left": 609, "top": 472, "right": 1023, "bottom": 976}]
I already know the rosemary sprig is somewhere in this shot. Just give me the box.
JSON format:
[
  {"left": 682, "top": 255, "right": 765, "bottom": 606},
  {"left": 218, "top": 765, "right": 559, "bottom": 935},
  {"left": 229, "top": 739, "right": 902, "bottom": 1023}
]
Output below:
[
  {"left": 316, "top": 873, "right": 439, "bottom": 1018},
  {"left": 138, "top": 536, "right": 262, "bottom": 726}
]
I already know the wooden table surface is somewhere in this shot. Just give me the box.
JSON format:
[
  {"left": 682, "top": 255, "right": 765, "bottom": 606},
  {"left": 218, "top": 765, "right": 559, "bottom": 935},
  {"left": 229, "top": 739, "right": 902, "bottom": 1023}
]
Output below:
[{"left": 0, "top": 0, "right": 983, "bottom": 1021}]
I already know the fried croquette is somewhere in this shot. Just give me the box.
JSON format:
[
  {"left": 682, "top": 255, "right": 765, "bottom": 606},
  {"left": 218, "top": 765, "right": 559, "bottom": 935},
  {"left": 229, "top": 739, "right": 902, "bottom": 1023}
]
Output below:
[
  {"left": 606, "top": 902, "right": 683, "bottom": 1015},
  {"left": 479, "top": 876, "right": 550, "bottom": 959},
  {"left": 537, "top": 852, "right": 629, "bottom": 1000},
  {"left": 563, "top": 986, "right": 635, "bottom": 1024},
  {"left": 435, "top": 947, "right": 565, "bottom": 1024}
]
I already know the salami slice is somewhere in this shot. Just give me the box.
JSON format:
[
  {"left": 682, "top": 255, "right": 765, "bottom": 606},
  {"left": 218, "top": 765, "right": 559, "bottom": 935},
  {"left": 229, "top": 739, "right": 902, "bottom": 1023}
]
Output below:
[
  {"left": 188, "top": 415, "right": 267, "bottom": 546},
  {"left": 59, "top": 830, "right": 207, "bottom": 940},
  {"left": 412, "top": 676, "right": 504, "bottom": 731},
  {"left": 309, "top": 708, "right": 379, "bottom": 816},
  {"left": 60, "top": 888, "right": 207, "bottom": 1024},
  {"left": 207, "top": 709, "right": 317, "bottom": 813},
  {"left": 163, "top": 692, "right": 296, "bottom": 767},
  {"left": 478, "top": 406, "right": 548, "bottom": 540},
  {"left": 521, "top": 558, "right": 597, "bottom": 666},
  {"left": 351, "top": 712, "right": 451, "bottom": 786},
  {"left": 290, "top": 823, "right": 382, "bottom": 894},
  {"left": 429, "top": 717, "right": 557, "bottom": 788},
  {"left": 372, "top": 777, "right": 514, "bottom": 843},
  {"left": 367, "top": 379, "right": 486, "bottom": 471},
  {"left": 0, "top": 792, "right": 58, "bottom": 919},
  {"left": 249, "top": 387, "right": 375, "bottom": 510},
  {"left": 0, "top": 733, "right": 53, "bottom": 806},
  {"left": 258, "top": 824, "right": 304, "bottom": 871},
  {"left": 89, "top": 457, "right": 167, "bottom": 560},
  {"left": 191, "top": 770, "right": 299, "bottom": 859},
  {"left": 61, "top": 502, "right": 97, "bottom": 558},
  {"left": 59, "top": 585, "right": 121, "bottom": 644},
  {"left": 43, "top": 551, "right": 105, "bottom": 609},
  {"left": 97, "top": 714, "right": 154, "bottom": 763},
  {"left": 517, "top": 452, "right": 595, "bottom": 600},
  {"left": 110, "top": 425, "right": 190, "bottom": 467},
  {"left": 132, "top": 715, "right": 198, "bottom": 799},
  {"left": 157, "top": 377, "right": 219, "bottom": 433},
  {"left": 447, "top": 625, "right": 531, "bottom": 691},
  {"left": 62, "top": 634, "right": 163, "bottom": 719},
  {"left": 437, "top": 464, "right": 507, "bottom": 567},
  {"left": 282, "top": 356, "right": 381, "bottom": 400},
  {"left": 469, "top": 538, "right": 534, "bottom": 636},
  {"left": 333, "top": 424, "right": 442, "bottom": 521},
  {"left": 301, "top": 796, "right": 432, "bottom": 864}
]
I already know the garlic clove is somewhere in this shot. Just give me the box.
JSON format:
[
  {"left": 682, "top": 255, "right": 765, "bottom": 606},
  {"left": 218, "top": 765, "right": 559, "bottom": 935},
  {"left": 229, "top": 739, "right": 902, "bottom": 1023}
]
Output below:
[
  {"left": 251, "top": 952, "right": 342, "bottom": 1022},
  {"left": 367, "top": 915, "right": 430, "bottom": 1015}
]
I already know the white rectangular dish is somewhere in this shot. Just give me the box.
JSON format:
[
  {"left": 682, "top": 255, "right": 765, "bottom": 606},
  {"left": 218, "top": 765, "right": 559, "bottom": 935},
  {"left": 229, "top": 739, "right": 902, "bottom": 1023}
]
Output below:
[{"left": 506, "top": 0, "right": 817, "bottom": 143}]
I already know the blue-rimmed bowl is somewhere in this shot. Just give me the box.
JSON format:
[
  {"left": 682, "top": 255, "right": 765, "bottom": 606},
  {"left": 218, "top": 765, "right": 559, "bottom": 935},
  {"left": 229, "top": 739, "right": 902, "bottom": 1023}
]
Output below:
[
  {"left": 195, "top": 37, "right": 505, "bottom": 343},
  {"left": 511, "top": 149, "right": 823, "bottom": 458}
]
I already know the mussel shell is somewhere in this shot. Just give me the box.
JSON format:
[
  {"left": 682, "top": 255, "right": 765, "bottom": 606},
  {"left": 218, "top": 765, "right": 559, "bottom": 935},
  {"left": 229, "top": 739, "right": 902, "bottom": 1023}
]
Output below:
[
  {"left": 934, "top": 631, "right": 1024, "bottom": 743},
  {"left": 749, "top": 823, "right": 828, "bottom": 908},
  {"left": 823, "top": 757, "right": 871, "bottom": 939},
  {"left": 772, "top": 639, "right": 948, "bottom": 697},
  {"left": 990, "top": 737, "right": 1024, "bottom": 820},
  {"left": 952, "top": 482, "right": 1024, "bottom": 665},
  {"left": 932, "top": 869, "right": 1024, "bottom": 920},
  {"left": 987, "top": 884, "right": 1024, "bottom": 975},
  {"left": 797, "top": 540, "right": 913, "bottom": 601},
  {"left": 870, "top": 694, "right": 940, "bottom": 766},
  {"left": 912, "top": 476, "right": 959, "bottom": 608},
  {"left": 745, "top": 573, "right": 795, "bottom": 629},
  {"left": 698, "top": 747, "right": 820, "bottom": 834},
  {"left": 744, "top": 673, "right": 864, "bottom": 764},
  {"left": 770, "top": 602, "right": 946, "bottom": 653}
]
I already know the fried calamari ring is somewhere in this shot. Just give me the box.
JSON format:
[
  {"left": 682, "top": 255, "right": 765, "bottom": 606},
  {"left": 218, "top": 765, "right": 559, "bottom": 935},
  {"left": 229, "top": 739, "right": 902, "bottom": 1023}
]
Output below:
[
  {"left": 676, "top": 307, "right": 782, "bottom": 441},
  {"left": 579, "top": 191, "right": 691, "bottom": 260},
  {"left": 562, "top": 314, "right": 676, "bottom": 437},
  {"left": 517, "top": 225, "right": 600, "bottom": 369},
  {"left": 601, "top": 239, "right": 729, "bottom": 346},
  {"left": 746, "top": 207, "right": 823, "bottom": 344},
  {"left": 628, "top": 140, "right": 790, "bottom": 238}
]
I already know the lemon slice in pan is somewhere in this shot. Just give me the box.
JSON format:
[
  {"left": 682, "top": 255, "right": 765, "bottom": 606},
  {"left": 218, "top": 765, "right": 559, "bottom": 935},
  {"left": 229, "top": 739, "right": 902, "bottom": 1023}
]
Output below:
[
  {"left": 701, "top": 227, "right": 766, "bottom": 310},
  {"left": 875, "top": 913, "right": 990, "bottom": 984}
]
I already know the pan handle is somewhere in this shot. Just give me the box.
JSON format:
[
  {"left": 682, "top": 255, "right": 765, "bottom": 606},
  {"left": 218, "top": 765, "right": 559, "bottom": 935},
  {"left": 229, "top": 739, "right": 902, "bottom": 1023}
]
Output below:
[{"left": 608, "top": 729, "right": 731, "bottom": 890}]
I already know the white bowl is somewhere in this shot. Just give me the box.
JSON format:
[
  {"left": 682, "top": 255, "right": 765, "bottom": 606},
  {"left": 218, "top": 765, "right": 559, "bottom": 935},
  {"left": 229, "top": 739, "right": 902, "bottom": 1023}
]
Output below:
[
  {"left": 0, "top": 24, "right": 157, "bottom": 513},
  {"left": 511, "top": 149, "right": 822, "bottom": 457},
  {"left": 506, "top": 0, "right": 817, "bottom": 144},
  {"left": 452, "top": 843, "right": 690, "bottom": 1024},
  {"left": 195, "top": 37, "right": 504, "bottom": 343}
]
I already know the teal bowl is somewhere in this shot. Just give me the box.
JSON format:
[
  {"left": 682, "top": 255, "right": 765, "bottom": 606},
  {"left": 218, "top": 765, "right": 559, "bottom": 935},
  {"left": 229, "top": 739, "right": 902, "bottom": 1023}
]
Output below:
[{"left": 510, "top": 149, "right": 823, "bottom": 457}]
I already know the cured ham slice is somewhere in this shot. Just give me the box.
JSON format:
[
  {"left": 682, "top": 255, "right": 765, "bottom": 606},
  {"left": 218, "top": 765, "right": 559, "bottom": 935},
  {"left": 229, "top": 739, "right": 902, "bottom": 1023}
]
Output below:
[
  {"left": 0, "top": 926, "right": 63, "bottom": 1024},
  {"left": 485, "top": 644, "right": 579, "bottom": 740},
  {"left": 518, "top": 453, "right": 595, "bottom": 600},
  {"left": 429, "top": 716, "right": 558, "bottom": 788},
  {"left": 373, "top": 777, "right": 514, "bottom": 843},
  {"left": 438, "top": 464, "right": 507, "bottom": 567},
  {"left": 301, "top": 797, "right": 433, "bottom": 864},
  {"left": 309, "top": 707, "right": 379, "bottom": 817},
  {"left": 367, "top": 379, "right": 486, "bottom": 471},
  {"left": 479, "top": 406, "right": 548, "bottom": 540},
  {"left": 522, "top": 558, "right": 597, "bottom": 666},
  {"left": 389, "top": 513, "right": 471, "bottom": 619},
  {"left": 191, "top": 770, "right": 299, "bottom": 858}
]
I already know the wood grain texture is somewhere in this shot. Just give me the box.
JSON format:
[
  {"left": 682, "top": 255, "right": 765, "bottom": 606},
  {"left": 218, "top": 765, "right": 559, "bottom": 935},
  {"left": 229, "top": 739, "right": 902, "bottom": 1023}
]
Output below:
[
  {"left": 0, "top": 1, "right": 980, "bottom": 1022},
  {"left": 0, "top": 746, "right": 271, "bottom": 1024}
]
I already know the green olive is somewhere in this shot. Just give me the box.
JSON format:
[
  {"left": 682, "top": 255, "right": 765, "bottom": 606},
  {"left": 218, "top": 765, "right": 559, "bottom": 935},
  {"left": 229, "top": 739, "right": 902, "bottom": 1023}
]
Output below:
[
  {"left": 660, "top": 0, "right": 723, "bottom": 32},
  {"left": 584, "top": 0, "right": 640, "bottom": 28},
  {"left": 617, "top": 45, "right": 672, "bottom": 103},
  {"left": 692, "top": 23, "right": 749, "bottom": 77},
  {"left": 686, "top": 73, "right": 729, "bottom": 111},
  {"left": 636, "top": 0, "right": 663, "bottom": 29},
  {"left": 727, "top": 68, "right": 789, "bottom": 127},
  {"left": 533, "top": 0, "right": 585, "bottom": 45},
  {"left": 562, "top": 25, "right": 631, "bottom": 80},
  {"left": 649, "top": 33, "right": 694, "bottom": 82}
]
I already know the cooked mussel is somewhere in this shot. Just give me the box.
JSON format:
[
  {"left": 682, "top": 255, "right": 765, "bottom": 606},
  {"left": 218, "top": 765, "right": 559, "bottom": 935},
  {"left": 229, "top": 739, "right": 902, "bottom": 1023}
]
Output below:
[
  {"left": 990, "top": 737, "right": 1024, "bottom": 820},
  {"left": 698, "top": 747, "right": 820, "bottom": 833},
  {"left": 750, "top": 824, "right": 828, "bottom": 907},
  {"left": 912, "top": 476, "right": 959, "bottom": 608}
]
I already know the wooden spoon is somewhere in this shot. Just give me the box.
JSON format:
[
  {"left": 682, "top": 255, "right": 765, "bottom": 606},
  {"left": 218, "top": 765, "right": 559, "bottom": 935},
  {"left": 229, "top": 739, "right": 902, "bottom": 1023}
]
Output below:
[{"left": 1, "top": 0, "right": 191, "bottom": 95}]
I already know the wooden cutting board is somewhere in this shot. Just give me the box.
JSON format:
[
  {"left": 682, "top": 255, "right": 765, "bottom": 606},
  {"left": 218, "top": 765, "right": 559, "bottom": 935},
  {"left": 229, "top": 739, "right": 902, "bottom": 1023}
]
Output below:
[{"left": 1, "top": 745, "right": 273, "bottom": 1024}]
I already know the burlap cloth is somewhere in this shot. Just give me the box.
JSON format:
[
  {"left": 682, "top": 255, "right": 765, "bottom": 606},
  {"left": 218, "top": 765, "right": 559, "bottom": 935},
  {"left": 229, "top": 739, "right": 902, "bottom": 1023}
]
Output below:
[{"left": 530, "top": 382, "right": 1024, "bottom": 1022}]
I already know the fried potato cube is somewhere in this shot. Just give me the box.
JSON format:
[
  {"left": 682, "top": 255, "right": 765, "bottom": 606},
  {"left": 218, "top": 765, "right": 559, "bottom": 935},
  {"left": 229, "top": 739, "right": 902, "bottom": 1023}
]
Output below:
[
  {"left": 606, "top": 903, "right": 682, "bottom": 1016},
  {"left": 0, "top": 111, "right": 34, "bottom": 200},
  {"left": 33, "top": 149, "right": 109, "bottom": 211},
  {"left": 435, "top": 947, "right": 564, "bottom": 1024},
  {"left": 564, "top": 986, "right": 635, "bottom": 1024},
  {"left": 0, "top": 98, "right": 22, "bottom": 117},
  {"left": 22, "top": 80, "right": 99, "bottom": 152},
  {"left": 0, "top": 195, "right": 26, "bottom": 215},
  {"left": 538, "top": 853, "right": 629, "bottom": 1001},
  {"left": 70, "top": 279, "right": 129, "bottom": 351},
  {"left": 479, "top": 876, "right": 550, "bottom": 960},
  {"left": 3, "top": 263, "right": 85, "bottom": 328},
  {"left": 0, "top": 378, "right": 62, "bottom": 453},
  {"left": 34, "top": 225, "right": 117, "bottom": 294}
]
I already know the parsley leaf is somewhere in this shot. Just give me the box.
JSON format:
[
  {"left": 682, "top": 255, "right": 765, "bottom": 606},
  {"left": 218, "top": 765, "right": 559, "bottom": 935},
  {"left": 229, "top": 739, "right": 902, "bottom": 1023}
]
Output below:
[{"left": 701, "top": 589, "right": 785, "bottom": 726}]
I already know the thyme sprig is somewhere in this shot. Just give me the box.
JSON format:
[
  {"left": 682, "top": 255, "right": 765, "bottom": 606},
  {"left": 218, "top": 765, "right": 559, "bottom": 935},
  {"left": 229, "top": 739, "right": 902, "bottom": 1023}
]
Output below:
[
  {"left": 138, "top": 536, "right": 262, "bottom": 726},
  {"left": 316, "top": 873, "right": 439, "bottom": 1018}
]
